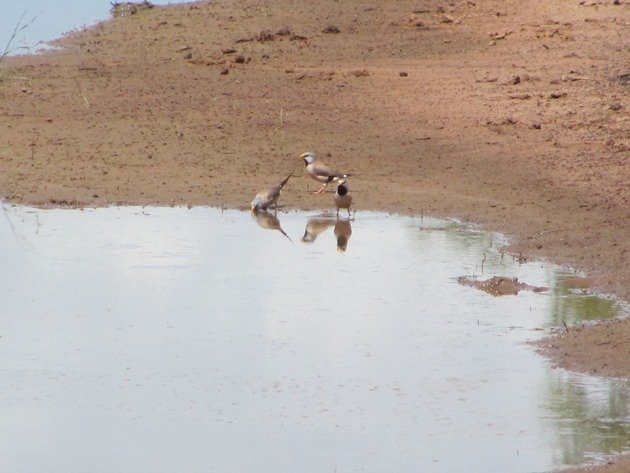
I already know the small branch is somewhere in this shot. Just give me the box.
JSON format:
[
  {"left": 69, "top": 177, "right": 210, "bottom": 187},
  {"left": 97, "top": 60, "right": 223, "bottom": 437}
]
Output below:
[{"left": 0, "top": 11, "right": 41, "bottom": 65}]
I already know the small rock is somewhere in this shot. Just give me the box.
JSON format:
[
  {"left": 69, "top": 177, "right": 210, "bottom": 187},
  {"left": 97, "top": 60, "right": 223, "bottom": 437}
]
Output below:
[
  {"left": 399, "top": 71, "right": 408, "bottom": 77},
  {"left": 220, "top": 68, "right": 229, "bottom": 75},
  {"left": 550, "top": 92, "right": 567, "bottom": 99},
  {"left": 531, "top": 123, "right": 541, "bottom": 129},
  {"left": 234, "top": 55, "right": 246, "bottom": 64},
  {"left": 221, "top": 48, "right": 236, "bottom": 54},
  {"left": 610, "top": 103, "right": 622, "bottom": 110},
  {"left": 513, "top": 75, "right": 521, "bottom": 84},
  {"left": 322, "top": 25, "right": 340, "bottom": 34},
  {"left": 255, "top": 30, "right": 275, "bottom": 42},
  {"left": 183, "top": 52, "right": 192, "bottom": 60},
  {"left": 46, "top": 117, "right": 53, "bottom": 122}
]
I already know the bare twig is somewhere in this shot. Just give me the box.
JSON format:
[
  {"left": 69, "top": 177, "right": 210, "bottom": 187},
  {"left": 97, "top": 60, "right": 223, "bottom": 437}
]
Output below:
[{"left": 0, "top": 11, "right": 41, "bottom": 65}]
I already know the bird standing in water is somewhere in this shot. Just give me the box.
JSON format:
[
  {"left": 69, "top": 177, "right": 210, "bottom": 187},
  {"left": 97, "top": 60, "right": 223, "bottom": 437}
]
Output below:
[
  {"left": 334, "top": 178, "right": 352, "bottom": 216},
  {"left": 250, "top": 173, "right": 292, "bottom": 212},
  {"left": 300, "top": 151, "right": 350, "bottom": 194}
]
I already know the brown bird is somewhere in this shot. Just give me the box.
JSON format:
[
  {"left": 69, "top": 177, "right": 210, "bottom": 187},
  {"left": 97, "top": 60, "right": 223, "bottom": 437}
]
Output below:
[
  {"left": 250, "top": 173, "right": 292, "bottom": 212},
  {"left": 334, "top": 178, "right": 352, "bottom": 216},
  {"left": 300, "top": 151, "right": 350, "bottom": 194}
]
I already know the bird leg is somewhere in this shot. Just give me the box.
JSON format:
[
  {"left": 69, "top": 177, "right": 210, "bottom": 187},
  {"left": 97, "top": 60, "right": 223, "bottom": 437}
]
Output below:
[{"left": 312, "top": 183, "right": 328, "bottom": 194}]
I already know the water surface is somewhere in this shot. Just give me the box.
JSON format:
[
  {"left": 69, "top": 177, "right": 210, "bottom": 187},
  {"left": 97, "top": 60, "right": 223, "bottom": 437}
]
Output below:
[{"left": 0, "top": 205, "right": 628, "bottom": 473}]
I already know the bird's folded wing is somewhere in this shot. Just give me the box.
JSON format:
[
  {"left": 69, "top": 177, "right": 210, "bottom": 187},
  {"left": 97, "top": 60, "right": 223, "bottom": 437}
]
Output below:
[{"left": 311, "top": 161, "right": 338, "bottom": 177}]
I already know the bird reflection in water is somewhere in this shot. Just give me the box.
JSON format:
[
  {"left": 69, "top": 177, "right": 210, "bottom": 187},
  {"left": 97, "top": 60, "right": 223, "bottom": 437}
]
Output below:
[
  {"left": 301, "top": 216, "right": 336, "bottom": 243},
  {"left": 301, "top": 214, "right": 353, "bottom": 252},
  {"left": 334, "top": 218, "right": 352, "bottom": 252},
  {"left": 251, "top": 211, "right": 292, "bottom": 242}
]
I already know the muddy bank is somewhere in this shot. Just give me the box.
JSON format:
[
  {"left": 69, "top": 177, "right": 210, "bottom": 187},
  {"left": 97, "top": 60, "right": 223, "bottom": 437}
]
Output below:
[
  {"left": 0, "top": 0, "right": 628, "bottom": 375},
  {"left": 563, "top": 455, "right": 630, "bottom": 473}
]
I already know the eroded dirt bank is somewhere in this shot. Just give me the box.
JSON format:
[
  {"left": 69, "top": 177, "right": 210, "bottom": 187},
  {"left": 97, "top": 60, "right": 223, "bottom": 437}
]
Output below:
[{"left": 0, "top": 0, "right": 628, "bottom": 388}]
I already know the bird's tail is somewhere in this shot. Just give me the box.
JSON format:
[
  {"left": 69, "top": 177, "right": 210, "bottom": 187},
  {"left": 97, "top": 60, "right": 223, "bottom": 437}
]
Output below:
[
  {"left": 336, "top": 173, "right": 353, "bottom": 180},
  {"left": 279, "top": 172, "right": 292, "bottom": 188}
]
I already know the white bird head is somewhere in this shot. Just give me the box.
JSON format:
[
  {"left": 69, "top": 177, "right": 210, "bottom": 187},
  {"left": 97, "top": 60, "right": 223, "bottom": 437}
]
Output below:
[{"left": 300, "top": 151, "right": 317, "bottom": 165}]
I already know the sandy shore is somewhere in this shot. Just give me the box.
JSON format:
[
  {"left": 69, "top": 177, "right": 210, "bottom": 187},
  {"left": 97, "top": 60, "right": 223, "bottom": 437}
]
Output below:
[{"left": 0, "top": 0, "right": 628, "bottom": 469}]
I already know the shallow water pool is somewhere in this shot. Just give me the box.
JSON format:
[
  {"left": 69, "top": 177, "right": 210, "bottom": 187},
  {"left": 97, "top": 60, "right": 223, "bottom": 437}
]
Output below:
[{"left": 0, "top": 205, "right": 628, "bottom": 472}]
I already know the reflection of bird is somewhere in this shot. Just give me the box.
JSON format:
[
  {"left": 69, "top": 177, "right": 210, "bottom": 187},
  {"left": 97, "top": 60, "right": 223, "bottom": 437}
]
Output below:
[
  {"left": 252, "top": 211, "right": 292, "bottom": 242},
  {"left": 250, "top": 173, "right": 292, "bottom": 212},
  {"left": 334, "top": 219, "right": 352, "bottom": 252},
  {"left": 300, "top": 151, "right": 350, "bottom": 194},
  {"left": 301, "top": 216, "right": 336, "bottom": 243},
  {"left": 334, "top": 178, "right": 352, "bottom": 216}
]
